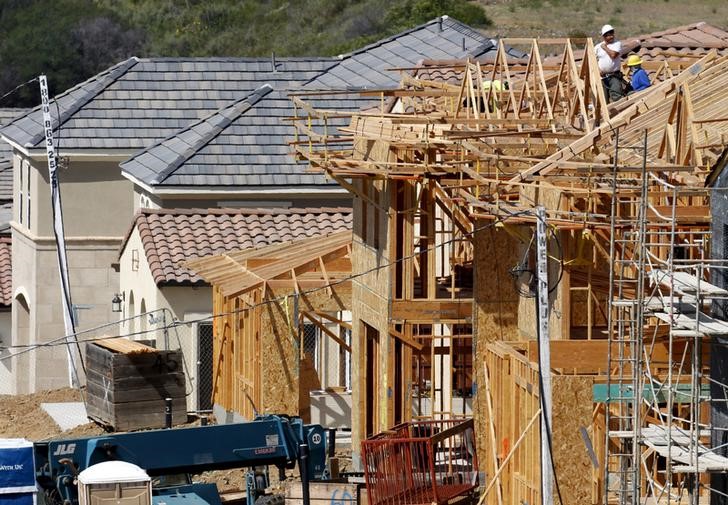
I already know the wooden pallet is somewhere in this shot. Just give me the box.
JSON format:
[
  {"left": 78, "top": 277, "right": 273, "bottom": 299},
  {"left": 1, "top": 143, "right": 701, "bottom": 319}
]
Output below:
[{"left": 85, "top": 340, "right": 187, "bottom": 431}]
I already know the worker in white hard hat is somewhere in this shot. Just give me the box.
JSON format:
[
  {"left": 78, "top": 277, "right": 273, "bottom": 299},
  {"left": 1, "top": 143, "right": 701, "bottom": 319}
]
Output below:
[
  {"left": 595, "top": 24, "right": 626, "bottom": 102},
  {"left": 626, "top": 54, "right": 651, "bottom": 92}
]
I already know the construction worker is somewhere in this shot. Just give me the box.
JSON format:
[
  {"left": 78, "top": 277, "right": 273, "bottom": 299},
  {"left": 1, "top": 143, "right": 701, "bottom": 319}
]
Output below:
[
  {"left": 626, "top": 54, "right": 651, "bottom": 92},
  {"left": 595, "top": 24, "right": 626, "bottom": 102},
  {"left": 482, "top": 79, "right": 505, "bottom": 112},
  {"left": 462, "top": 79, "right": 509, "bottom": 113}
]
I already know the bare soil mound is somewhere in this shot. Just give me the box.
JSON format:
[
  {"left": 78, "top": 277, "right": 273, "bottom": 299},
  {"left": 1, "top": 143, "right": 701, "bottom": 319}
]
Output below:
[{"left": 0, "top": 388, "right": 103, "bottom": 441}]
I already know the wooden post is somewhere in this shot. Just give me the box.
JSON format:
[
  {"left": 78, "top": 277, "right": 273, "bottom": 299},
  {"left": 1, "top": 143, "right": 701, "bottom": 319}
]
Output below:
[{"left": 483, "top": 362, "right": 505, "bottom": 505}]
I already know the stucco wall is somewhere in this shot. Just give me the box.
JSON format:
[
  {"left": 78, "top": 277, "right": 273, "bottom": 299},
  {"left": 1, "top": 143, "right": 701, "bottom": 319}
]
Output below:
[
  {"left": 10, "top": 152, "right": 133, "bottom": 393},
  {"left": 31, "top": 157, "right": 134, "bottom": 237},
  {"left": 11, "top": 229, "right": 37, "bottom": 394},
  {"left": 119, "top": 226, "right": 213, "bottom": 411},
  {"left": 11, "top": 225, "right": 121, "bottom": 392},
  {"left": 132, "top": 185, "right": 352, "bottom": 213}
]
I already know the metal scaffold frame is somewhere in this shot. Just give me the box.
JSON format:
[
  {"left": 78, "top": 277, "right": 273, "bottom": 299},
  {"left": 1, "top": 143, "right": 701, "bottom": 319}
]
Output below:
[{"left": 604, "top": 137, "right": 728, "bottom": 504}]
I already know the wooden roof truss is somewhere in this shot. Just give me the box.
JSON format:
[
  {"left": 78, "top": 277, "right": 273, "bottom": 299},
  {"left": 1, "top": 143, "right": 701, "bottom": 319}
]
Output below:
[{"left": 184, "top": 231, "right": 352, "bottom": 297}]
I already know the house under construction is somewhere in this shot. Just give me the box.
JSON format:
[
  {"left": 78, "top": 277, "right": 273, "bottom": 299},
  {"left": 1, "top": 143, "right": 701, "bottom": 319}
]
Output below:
[{"left": 289, "top": 37, "right": 728, "bottom": 505}]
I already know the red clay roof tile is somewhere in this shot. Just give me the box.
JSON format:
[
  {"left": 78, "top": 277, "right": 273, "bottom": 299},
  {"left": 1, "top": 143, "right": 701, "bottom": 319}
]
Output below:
[
  {"left": 123, "top": 208, "right": 352, "bottom": 286},
  {"left": 623, "top": 22, "right": 728, "bottom": 60}
]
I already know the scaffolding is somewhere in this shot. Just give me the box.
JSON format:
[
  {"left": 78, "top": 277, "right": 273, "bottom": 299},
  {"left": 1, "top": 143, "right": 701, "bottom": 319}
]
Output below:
[{"left": 604, "top": 163, "right": 728, "bottom": 504}]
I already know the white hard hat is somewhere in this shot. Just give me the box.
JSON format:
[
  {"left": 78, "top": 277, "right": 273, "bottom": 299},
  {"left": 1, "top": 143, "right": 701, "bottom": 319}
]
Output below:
[{"left": 601, "top": 24, "right": 615, "bottom": 36}]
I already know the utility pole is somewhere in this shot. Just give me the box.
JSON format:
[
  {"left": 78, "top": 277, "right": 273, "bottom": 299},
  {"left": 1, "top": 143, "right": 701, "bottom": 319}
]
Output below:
[
  {"left": 536, "top": 205, "right": 553, "bottom": 505},
  {"left": 39, "top": 75, "right": 80, "bottom": 387}
]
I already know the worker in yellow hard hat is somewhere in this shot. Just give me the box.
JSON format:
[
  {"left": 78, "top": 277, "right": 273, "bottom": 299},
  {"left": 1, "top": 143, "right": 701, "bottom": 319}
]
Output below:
[
  {"left": 626, "top": 54, "right": 651, "bottom": 92},
  {"left": 482, "top": 79, "right": 508, "bottom": 112}
]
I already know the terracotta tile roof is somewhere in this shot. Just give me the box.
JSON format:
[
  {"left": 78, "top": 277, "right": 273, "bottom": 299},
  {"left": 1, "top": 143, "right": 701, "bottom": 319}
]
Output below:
[
  {"left": 0, "top": 237, "right": 11, "bottom": 306},
  {"left": 122, "top": 207, "right": 353, "bottom": 286},
  {"left": 623, "top": 22, "right": 728, "bottom": 61}
]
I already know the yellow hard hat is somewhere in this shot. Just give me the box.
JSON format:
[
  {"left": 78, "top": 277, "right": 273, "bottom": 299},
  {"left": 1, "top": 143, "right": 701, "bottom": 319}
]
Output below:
[
  {"left": 483, "top": 79, "right": 502, "bottom": 91},
  {"left": 627, "top": 54, "right": 643, "bottom": 66}
]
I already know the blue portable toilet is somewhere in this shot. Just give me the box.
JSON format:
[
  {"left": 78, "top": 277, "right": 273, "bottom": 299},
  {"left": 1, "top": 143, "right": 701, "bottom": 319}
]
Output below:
[{"left": 0, "top": 439, "right": 36, "bottom": 505}]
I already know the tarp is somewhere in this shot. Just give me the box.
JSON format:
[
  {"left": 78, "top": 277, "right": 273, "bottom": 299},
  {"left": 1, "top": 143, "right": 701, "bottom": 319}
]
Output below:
[{"left": 0, "top": 440, "right": 36, "bottom": 494}]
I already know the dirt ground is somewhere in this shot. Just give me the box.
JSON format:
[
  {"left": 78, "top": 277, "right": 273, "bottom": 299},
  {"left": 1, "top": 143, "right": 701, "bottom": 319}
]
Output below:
[
  {"left": 0, "top": 387, "right": 104, "bottom": 441},
  {"left": 0, "top": 388, "right": 352, "bottom": 495}
]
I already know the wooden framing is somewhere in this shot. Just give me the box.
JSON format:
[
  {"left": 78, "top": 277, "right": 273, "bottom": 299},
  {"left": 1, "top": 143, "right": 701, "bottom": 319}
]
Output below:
[
  {"left": 289, "top": 39, "right": 728, "bottom": 500},
  {"left": 482, "top": 341, "right": 597, "bottom": 505},
  {"left": 185, "top": 232, "right": 353, "bottom": 420}
]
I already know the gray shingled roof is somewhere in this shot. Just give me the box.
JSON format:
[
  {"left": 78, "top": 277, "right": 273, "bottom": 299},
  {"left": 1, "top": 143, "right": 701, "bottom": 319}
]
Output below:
[
  {"left": 2, "top": 17, "right": 510, "bottom": 190},
  {"left": 303, "top": 15, "right": 499, "bottom": 90},
  {"left": 1, "top": 58, "right": 337, "bottom": 151},
  {"left": 121, "top": 85, "right": 370, "bottom": 187},
  {"left": 121, "top": 84, "right": 368, "bottom": 188},
  {"left": 122, "top": 17, "right": 502, "bottom": 189}
]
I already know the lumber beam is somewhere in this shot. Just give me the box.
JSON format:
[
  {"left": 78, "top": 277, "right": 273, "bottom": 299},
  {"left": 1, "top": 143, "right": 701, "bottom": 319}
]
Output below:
[
  {"left": 388, "top": 325, "right": 424, "bottom": 351},
  {"left": 390, "top": 299, "right": 473, "bottom": 322},
  {"left": 301, "top": 311, "right": 352, "bottom": 353}
]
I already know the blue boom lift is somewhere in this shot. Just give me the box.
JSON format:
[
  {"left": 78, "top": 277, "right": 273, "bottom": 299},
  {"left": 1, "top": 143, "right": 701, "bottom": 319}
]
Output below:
[{"left": 31, "top": 415, "right": 327, "bottom": 505}]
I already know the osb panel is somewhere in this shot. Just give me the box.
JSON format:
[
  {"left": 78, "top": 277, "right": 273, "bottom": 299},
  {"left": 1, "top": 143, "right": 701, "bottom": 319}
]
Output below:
[
  {"left": 299, "top": 355, "right": 321, "bottom": 423},
  {"left": 552, "top": 375, "right": 595, "bottom": 505},
  {"left": 570, "top": 290, "right": 608, "bottom": 327},
  {"left": 351, "top": 268, "right": 390, "bottom": 455},
  {"left": 519, "top": 185, "right": 566, "bottom": 213},
  {"left": 517, "top": 229, "right": 570, "bottom": 340},
  {"left": 350, "top": 181, "right": 392, "bottom": 464},
  {"left": 260, "top": 292, "right": 300, "bottom": 416},
  {"left": 260, "top": 286, "right": 351, "bottom": 417},
  {"left": 474, "top": 225, "right": 522, "bottom": 466},
  {"left": 474, "top": 225, "right": 521, "bottom": 342}
]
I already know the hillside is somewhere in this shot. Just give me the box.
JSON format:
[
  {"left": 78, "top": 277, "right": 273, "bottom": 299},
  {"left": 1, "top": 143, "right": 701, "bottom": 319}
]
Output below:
[
  {"left": 477, "top": 0, "right": 728, "bottom": 38},
  {"left": 0, "top": 0, "right": 489, "bottom": 106},
  {"left": 0, "top": 0, "right": 725, "bottom": 107}
]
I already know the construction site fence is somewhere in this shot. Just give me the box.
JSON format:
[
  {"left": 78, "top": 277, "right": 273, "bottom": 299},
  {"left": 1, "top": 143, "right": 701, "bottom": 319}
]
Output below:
[{"left": 361, "top": 418, "right": 478, "bottom": 505}]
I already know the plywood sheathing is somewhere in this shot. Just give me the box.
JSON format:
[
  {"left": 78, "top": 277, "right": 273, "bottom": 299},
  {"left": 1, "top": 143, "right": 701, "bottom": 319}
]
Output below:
[
  {"left": 482, "top": 342, "right": 596, "bottom": 505},
  {"left": 473, "top": 224, "right": 521, "bottom": 342},
  {"left": 552, "top": 375, "right": 595, "bottom": 505},
  {"left": 262, "top": 286, "right": 350, "bottom": 420},
  {"left": 184, "top": 232, "right": 353, "bottom": 420},
  {"left": 473, "top": 223, "right": 521, "bottom": 463}
]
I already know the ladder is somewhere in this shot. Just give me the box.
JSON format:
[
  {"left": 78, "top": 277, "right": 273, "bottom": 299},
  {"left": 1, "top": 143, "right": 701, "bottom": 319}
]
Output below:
[{"left": 604, "top": 131, "right": 649, "bottom": 505}]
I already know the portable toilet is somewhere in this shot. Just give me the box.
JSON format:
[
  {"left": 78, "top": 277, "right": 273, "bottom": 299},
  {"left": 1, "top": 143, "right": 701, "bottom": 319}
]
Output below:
[
  {"left": 0, "top": 439, "right": 36, "bottom": 505},
  {"left": 77, "top": 461, "right": 151, "bottom": 505}
]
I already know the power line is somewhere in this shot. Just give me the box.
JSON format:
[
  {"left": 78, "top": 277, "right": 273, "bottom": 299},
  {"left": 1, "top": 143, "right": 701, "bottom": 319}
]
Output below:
[
  {"left": 0, "top": 205, "right": 540, "bottom": 362},
  {"left": 0, "top": 77, "right": 39, "bottom": 105}
]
